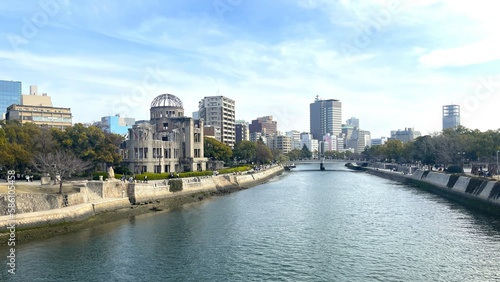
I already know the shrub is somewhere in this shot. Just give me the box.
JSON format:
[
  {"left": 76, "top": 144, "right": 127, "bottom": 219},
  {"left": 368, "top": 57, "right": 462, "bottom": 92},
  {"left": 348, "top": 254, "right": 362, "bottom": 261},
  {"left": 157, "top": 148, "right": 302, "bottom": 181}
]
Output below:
[
  {"left": 445, "top": 165, "right": 464, "bottom": 174},
  {"left": 168, "top": 179, "right": 183, "bottom": 192}
]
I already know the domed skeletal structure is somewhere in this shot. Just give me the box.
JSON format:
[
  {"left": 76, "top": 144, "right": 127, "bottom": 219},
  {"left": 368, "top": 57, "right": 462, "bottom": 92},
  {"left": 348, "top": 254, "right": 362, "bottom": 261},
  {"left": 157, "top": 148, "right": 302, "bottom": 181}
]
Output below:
[{"left": 150, "top": 94, "right": 183, "bottom": 109}]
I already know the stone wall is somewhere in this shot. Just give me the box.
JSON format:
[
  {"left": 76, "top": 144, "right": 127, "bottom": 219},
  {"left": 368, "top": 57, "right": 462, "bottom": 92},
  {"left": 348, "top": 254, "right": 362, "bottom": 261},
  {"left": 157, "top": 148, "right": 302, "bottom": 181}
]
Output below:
[
  {"left": 0, "top": 194, "right": 62, "bottom": 215},
  {"left": 0, "top": 165, "right": 284, "bottom": 230}
]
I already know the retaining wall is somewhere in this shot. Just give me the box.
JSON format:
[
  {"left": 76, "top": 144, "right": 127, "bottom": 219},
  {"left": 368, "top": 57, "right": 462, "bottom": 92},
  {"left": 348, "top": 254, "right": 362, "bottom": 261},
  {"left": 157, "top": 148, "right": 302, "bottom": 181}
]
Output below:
[
  {"left": 365, "top": 168, "right": 500, "bottom": 215},
  {"left": 0, "top": 166, "right": 284, "bottom": 231}
]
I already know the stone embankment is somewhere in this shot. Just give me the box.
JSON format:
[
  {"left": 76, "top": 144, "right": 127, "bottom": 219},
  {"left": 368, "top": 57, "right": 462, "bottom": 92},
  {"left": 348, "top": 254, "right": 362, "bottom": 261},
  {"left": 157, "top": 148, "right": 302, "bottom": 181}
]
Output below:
[
  {"left": 362, "top": 167, "right": 500, "bottom": 215},
  {"left": 0, "top": 165, "right": 284, "bottom": 235}
]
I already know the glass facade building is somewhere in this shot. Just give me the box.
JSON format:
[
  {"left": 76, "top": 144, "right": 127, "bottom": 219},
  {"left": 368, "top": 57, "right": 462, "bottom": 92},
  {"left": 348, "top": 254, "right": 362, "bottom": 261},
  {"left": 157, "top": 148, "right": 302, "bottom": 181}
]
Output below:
[{"left": 0, "top": 80, "right": 21, "bottom": 118}]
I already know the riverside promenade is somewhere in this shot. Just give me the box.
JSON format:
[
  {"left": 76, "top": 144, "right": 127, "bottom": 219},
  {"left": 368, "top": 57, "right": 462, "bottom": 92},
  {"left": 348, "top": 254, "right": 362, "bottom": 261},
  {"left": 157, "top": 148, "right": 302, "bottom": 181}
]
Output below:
[{"left": 0, "top": 165, "right": 284, "bottom": 243}]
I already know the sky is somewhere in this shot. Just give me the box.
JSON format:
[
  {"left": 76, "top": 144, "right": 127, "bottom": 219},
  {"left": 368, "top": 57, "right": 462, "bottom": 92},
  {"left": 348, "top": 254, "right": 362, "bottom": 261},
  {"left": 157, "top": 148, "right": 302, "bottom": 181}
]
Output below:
[{"left": 1, "top": 0, "right": 499, "bottom": 138}]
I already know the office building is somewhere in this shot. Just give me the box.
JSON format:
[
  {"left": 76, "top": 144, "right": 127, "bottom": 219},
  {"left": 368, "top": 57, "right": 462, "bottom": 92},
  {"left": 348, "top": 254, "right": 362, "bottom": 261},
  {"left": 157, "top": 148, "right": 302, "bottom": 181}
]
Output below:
[
  {"left": 6, "top": 85, "right": 72, "bottom": 129},
  {"left": 0, "top": 80, "right": 21, "bottom": 119},
  {"left": 310, "top": 96, "right": 342, "bottom": 140},
  {"left": 198, "top": 96, "right": 235, "bottom": 148},
  {"left": 390, "top": 128, "right": 421, "bottom": 143},
  {"left": 442, "top": 104, "right": 460, "bottom": 130},
  {"left": 249, "top": 116, "right": 277, "bottom": 136}
]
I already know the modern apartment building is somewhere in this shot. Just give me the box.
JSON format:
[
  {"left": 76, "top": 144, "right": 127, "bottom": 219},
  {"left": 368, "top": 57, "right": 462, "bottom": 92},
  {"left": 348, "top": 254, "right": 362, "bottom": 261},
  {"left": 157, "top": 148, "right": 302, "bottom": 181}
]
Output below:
[
  {"left": 268, "top": 134, "right": 292, "bottom": 154},
  {"left": 235, "top": 120, "right": 249, "bottom": 143},
  {"left": 442, "top": 104, "right": 460, "bottom": 130},
  {"left": 310, "top": 96, "right": 342, "bottom": 140},
  {"left": 285, "top": 130, "right": 301, "bottom": 150},
  {"left": 198, "top": 96, "right": 236, "bottom": 148},
  {"left": 0, "top": 80, "right": 21, "bottom": 119}
]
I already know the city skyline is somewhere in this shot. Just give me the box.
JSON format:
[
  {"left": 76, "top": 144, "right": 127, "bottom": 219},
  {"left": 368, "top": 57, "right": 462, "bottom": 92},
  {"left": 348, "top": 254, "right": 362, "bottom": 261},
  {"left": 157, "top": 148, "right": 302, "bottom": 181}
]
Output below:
[{"left": 1, "top": 1, "right": 499, "bottom": 138}]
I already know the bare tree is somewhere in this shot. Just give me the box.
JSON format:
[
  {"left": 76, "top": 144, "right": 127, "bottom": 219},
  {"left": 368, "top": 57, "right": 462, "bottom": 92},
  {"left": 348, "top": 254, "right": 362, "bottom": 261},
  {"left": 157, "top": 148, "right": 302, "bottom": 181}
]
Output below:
[{"left": 33, "top": 150, "right": 92, "bottom": 194}]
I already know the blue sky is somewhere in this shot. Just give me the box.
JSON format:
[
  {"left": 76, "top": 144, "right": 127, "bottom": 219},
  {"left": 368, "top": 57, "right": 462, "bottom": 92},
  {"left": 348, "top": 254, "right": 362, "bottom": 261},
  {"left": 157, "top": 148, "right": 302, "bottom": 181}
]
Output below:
[{"left": 1, "top": 0, "right": 499, "bottom": 138}]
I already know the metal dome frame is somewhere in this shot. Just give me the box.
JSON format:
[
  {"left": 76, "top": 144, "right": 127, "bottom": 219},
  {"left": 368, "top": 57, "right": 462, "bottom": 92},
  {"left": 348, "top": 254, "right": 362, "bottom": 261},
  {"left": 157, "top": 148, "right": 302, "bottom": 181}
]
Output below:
[{"left": 150, "top": 93, "right": 183, "bottom": 108}]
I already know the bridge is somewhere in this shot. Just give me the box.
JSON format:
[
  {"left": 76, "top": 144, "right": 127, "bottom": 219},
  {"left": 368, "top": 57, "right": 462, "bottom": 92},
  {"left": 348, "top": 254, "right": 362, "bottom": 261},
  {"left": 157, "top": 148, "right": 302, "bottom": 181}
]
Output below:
[{"left": 284, "top": 159, "right": 369, "bottom": 171}]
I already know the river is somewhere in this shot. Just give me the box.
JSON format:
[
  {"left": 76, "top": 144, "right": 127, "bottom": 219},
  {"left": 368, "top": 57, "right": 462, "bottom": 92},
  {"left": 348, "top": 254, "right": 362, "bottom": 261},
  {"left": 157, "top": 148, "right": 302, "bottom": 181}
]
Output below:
[{"left": 2, "top": 162, "right": 500, "bottom": 281}]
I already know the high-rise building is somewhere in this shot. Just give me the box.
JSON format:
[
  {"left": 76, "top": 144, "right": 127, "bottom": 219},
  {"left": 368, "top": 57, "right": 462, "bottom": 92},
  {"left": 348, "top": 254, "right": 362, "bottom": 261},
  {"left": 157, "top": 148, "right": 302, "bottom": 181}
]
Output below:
[
  {"left": 310, "top": 96, "right": 342, "bottom": 140},
  {"left": 235, "top": 120, "right": 249, "bottom": 143},
  {"left": 198, "top": 96, "right": 236, "bottom": 148},
  {"left": 0, "top": 80, "right": 21, "bottom": 119},
  {"left": 442, "top": 104, "right": 460, "bottom": 130},
  {"left": 249, "top": 116, "right": 277, "bottom": 136}
]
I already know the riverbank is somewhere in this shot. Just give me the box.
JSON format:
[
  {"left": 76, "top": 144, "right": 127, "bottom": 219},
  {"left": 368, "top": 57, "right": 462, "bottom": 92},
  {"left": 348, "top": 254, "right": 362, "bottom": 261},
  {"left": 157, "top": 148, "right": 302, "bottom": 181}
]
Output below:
[
  {"left": 0, "top": 165, "right": 284, "bottom": 245},
  {"left": 349, "top": 164, "right": 500, "bottom": 215}
]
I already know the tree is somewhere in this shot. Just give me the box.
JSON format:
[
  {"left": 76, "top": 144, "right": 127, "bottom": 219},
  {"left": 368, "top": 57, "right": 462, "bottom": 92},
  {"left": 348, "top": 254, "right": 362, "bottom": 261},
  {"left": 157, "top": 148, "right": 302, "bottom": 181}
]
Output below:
[
  {"left": 287, "top": 149, "right": 301, "bottom": 161},
  {"left": 255, "top": 141, "right": 272, "bottom": 164},
  {"left": 384, "top": 139, "right": 404, "bottom": 162},
  {"left": 233, "top": 140, "right": 257, "bottom": 162},
  {"left": 52, "top": 123, "right": 123, "bottom": 169},
  {"left": 300, "top": 144, "right": 312, "bottom": 159},
  {"left": 33, "top": 150, "right": 92, "bottom": 194},
  {"left": 204, "top": 137, "right": 233, "bottom": 162}
]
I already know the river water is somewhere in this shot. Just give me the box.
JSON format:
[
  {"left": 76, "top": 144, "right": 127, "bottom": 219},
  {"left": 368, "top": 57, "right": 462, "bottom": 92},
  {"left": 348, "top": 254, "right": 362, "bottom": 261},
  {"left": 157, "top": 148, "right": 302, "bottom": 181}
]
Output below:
[{"left": 2, "top": 162, "right": 500, "bottom": 281}]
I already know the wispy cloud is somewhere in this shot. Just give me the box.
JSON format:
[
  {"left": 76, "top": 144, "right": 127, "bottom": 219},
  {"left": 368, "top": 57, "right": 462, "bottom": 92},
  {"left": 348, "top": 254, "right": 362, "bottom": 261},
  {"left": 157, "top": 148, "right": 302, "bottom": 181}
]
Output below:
[{"left": 0, "top": 0, "right": 499, "bottom": 137}]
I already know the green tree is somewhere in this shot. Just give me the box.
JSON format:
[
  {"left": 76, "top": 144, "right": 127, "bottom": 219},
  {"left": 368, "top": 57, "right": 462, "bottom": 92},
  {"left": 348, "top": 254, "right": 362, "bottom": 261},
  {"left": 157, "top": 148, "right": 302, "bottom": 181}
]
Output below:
[
  {"left": 233, "top": 140, "right": 257, "bottom": 162},
  {"left": 300, "top": 144, "right": 312, "bottom": 159},
  {"left": 384, "top": 139, "right": 404, "bottom": 162},
  {"left": 52, "top": 123, "right": 123, "bottom": 168},
  {"left": 204, "top": 137, "right": 233, "bottom": 162},
  {"left": 255, "top": 141, "right": 272, "bottom": 164},
  {"left": 287, "top": 149, "right": 301, "bottom": 161}
]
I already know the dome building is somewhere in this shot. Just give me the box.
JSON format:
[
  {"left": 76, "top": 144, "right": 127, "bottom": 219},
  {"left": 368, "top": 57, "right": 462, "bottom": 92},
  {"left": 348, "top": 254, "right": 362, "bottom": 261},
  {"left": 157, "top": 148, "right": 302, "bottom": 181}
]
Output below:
[{"left": 122, "top": 94, "right": 207, "bottom": 174}]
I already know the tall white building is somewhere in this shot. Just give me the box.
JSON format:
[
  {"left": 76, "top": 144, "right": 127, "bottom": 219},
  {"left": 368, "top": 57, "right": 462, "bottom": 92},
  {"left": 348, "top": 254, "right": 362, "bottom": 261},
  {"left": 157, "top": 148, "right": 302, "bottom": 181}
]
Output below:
[
  {"left": 442, "top": 104, "right": 460, "bottom": 130},
  {"left": 198, "top": 96, "right": 236, "bottom": 148}
]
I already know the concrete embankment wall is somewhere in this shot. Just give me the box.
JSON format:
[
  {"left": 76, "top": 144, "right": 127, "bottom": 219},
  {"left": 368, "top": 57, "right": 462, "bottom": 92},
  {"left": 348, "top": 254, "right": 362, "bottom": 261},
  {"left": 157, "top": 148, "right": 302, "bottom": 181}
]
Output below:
[
  {"left": 128, "top": 165, "right": 284, "bottom": 204},
  {"left": 1, "top": 166, "right": 284, "bottom": 230},
  {"left": 366, "top": 168, "right": 500, "bottom": 215}
]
